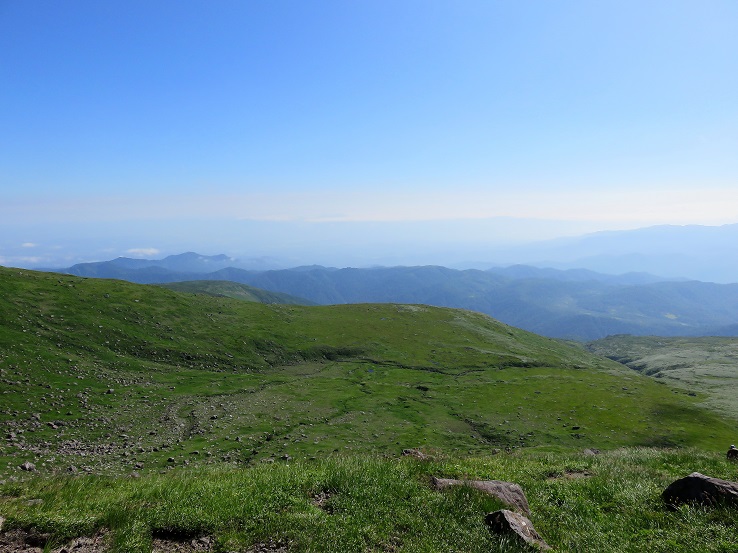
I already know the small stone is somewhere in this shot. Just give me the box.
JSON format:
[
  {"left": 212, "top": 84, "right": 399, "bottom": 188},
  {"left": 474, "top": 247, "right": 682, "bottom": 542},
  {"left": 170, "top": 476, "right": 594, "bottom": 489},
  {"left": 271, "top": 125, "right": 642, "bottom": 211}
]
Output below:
[
  {"left": 728, "top": 445, "right": 738, "bottom": 460},
  {"left": 19, "top": 461, "right": 36, "bottom": 472},
  {"left": 402, "top": 448, "right": 429, "bottom": 460},
  {"left": 486, "top": 509, "right": 551, "bottom": 550}
]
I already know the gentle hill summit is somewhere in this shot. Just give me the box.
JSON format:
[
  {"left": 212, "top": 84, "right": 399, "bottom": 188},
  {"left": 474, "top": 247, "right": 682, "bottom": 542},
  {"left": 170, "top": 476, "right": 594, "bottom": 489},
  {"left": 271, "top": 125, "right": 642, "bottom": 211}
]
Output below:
[
  {"left": 0, "top": 267, "right": 733, "bottom": 479},
  {"left": 53, "top": 255, "right": 738, "bottom": 339},
  {"left": 157, "top": 280, "right": 315, "bottom": 305}
]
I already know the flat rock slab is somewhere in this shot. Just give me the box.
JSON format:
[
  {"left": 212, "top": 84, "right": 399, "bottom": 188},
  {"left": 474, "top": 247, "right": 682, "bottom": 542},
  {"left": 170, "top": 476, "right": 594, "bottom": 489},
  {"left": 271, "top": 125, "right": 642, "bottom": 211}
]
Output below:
[
  {"left": 662, "top": 472, "right": 738, "bottom": 508},
  {"left": 485, "top": 509, "right": 551, "bottom": 551},
  {"left": 431, "top": 477, "right": 531, "bottom": 515}
]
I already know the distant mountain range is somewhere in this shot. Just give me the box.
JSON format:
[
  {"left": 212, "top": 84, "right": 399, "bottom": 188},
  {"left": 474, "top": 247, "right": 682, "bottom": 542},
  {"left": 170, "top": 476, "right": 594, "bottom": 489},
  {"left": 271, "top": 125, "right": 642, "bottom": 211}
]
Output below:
[
  {"left": 492, "top": 223, "right": 738, "bottom": 283},
  {"left": 47, "top": 252, "right": 738, "bottom": 341}
]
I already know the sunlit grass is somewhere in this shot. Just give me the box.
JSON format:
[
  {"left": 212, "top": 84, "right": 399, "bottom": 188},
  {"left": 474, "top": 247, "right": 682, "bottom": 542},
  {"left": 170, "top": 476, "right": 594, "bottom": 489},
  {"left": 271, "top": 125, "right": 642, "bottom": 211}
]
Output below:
[{"left": 3, "top": 448, "right": 738, "bottom": 552}]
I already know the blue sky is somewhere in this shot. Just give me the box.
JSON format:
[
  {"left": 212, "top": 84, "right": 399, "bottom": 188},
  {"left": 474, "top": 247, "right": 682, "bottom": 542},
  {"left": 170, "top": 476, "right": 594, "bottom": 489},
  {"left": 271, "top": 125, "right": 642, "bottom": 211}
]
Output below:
[{"left": 1, "top": 1, "right": 737, "bottom": 267}]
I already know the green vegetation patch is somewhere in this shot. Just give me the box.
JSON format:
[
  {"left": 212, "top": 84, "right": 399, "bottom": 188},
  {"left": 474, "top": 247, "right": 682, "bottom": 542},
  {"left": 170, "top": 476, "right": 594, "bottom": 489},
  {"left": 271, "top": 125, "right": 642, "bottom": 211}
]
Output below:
[
  {"left": 1, "top": 268, "right": 736, "bottom": 480},
  {"left": 158, "top": 280, "right": 315, "bottom": 306},
  {"left": 588, "top": 335, "right": 738, "bottom": 420},
  {"left": 3, "top": 448, "right": 738, "bottom": 552}
]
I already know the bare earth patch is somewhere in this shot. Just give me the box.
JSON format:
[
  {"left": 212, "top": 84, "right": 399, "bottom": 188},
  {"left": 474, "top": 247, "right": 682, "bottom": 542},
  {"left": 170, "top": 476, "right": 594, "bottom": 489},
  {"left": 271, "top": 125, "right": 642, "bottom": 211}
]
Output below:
[
  {"left": 151, "top": 535, "right": 214, "bottom": 552},
  {"left": 0, "top": 529, "right": 109, "bottom": 553}
]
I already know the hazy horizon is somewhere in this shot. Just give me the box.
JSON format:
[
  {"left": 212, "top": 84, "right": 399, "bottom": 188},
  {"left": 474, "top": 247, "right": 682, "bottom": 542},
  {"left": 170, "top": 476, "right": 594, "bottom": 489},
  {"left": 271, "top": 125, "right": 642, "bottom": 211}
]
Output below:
[{"left": 2, "top": 2, "right": 737, "bottom": 270}]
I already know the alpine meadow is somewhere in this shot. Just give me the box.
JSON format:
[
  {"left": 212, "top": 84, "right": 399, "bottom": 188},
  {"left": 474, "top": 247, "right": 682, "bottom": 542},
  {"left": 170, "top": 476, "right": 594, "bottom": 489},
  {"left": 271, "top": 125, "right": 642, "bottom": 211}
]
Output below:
[
  {"left": 3, "top": 267, "right": 738, "bottom": 552},
  {"left": 4, "top": 2, "right": 738, "bottom": 552}
]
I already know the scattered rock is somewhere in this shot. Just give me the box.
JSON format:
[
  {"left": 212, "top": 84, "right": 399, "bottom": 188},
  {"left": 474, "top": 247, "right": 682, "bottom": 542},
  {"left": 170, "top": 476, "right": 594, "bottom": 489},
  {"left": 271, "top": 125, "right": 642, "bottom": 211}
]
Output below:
[
  {"left": 583, "top": 448, "right": 601, "bottom": 456},
  {"left": 19, "top": 461, "right": 36, "bottom": 472},
  {"left": 401, "top": 448, "right": 429, "bottom": 460},
  {"left": 485, "top": 509, "right": 551, "bottom": 551},
  {"left": 431, "top": 477, "right": 531, "bottom": 515},
  {"left": 727, "top": 445, "right": 738, "bottom": 460},
  {"left": 662, "top": 472, "right": 738, "bottom": 508}
]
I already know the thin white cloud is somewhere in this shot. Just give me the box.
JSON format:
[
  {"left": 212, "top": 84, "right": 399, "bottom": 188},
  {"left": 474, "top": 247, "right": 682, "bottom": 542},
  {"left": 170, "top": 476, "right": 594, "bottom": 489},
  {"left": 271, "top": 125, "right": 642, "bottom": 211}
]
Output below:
[
  {"left": 126, "top": 248, "right": 160, "bottom": 257},
  {"left": 21, "top": 242, "right": 37, "bottom": 248}
]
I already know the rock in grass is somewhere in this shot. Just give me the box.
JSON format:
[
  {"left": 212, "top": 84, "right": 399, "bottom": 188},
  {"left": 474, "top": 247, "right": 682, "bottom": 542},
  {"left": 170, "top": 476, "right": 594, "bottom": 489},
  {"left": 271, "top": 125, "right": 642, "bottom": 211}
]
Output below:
[
  {"left": 662, "top": 472, "right": 738, "bottom": 508},
  {"left": 402, "top": 448, "right": 429, "bottom": 460},
  {"left": 18, "top": 461, "right": 36, "bottom": 472},
  {"left": 485, "top": 509, "right": 551, "bottom": 550},
  {"left": 432, "top": 476, "right": 531, "bottom": 515}
]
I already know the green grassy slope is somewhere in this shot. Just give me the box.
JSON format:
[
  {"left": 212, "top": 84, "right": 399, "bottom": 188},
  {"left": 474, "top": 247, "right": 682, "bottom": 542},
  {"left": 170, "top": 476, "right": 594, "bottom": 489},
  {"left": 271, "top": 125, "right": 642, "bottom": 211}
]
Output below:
[
  {"left": 588, "top": 335, "right": 738, "bottom": 420},
  {"left": 1, "top": 267, "right": 733, "bottom": 480},
  {"left": 157, "top": 280, "right": 315, "bottom": 305},
  {"left": 2, "top": 448, "right": 738, "bottom": 552}
]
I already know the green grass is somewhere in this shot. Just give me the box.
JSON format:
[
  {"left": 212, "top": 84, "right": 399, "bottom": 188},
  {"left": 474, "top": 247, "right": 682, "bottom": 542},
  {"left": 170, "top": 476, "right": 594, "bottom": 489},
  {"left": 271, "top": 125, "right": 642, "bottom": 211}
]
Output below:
[
  {"left": 157, "top": 280, "right": 316, "bottom": 305},
  {"left": 588, "top": 335, "right": 738, "bottom": 420},
  {"left": 1, "top": 268, "right": 734, "bottom": 478},
  {"left": 2, "top": 448, "right": 738, "bottom": 552},
  {"left": 3, "top": 268, "right": 738, "bottom": 550}
]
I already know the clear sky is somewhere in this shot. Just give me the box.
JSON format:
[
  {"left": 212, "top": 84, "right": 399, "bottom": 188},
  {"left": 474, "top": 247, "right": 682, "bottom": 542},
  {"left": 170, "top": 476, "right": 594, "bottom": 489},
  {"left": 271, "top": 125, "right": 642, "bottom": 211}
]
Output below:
[{"left": 1, "top": 1, "right": 737, "bottom": 267}]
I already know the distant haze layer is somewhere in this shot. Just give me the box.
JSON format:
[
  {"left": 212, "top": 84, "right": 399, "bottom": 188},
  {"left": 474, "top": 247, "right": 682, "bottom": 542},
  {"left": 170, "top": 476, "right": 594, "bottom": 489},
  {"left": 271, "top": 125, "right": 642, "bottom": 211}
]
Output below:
[{"left": 3, "top": 220, "right": 738, "bottom": 284}]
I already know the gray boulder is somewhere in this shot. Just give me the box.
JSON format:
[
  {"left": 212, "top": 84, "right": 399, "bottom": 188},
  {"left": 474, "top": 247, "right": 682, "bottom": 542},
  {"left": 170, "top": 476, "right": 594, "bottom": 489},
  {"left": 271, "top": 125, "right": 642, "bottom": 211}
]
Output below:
[
  {"left": 662, "top": 472, "right": 738, "bottom": 508},
  {"left": 431, "top": 476, "right": 531, "bottom": 515},
  {"left": 485, "top": 509, "right": 551, "bottom": 550}
]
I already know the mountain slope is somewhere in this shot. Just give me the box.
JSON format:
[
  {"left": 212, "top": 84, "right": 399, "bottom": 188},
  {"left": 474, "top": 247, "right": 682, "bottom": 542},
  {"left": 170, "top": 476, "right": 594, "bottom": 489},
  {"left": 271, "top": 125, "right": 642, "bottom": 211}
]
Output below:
[
  {"left": 587, "top": 335, "right": 738, "bottom": 420},
  {"left": 0, "top": 267, "right": 733, "bottom": 480},
  {"left": 52, "top": 257, "right": 738, "bottom": 340},
  {"left": 226, "top": 266, "right": 738, "bottom": 339},
  {"left": 157, "top": 280, "right": 316, "bottom": 305}
]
